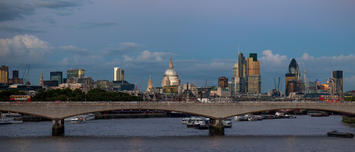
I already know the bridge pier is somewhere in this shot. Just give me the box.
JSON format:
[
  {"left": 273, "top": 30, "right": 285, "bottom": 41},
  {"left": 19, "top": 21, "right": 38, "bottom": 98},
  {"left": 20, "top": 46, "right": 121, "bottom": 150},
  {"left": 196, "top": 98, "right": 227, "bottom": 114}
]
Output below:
[
  {"left": 52, "top": 119, "right": 64, "bottom": 136},
  {"left": 209, "top": 119, "right": 224, "bottom": 136}
]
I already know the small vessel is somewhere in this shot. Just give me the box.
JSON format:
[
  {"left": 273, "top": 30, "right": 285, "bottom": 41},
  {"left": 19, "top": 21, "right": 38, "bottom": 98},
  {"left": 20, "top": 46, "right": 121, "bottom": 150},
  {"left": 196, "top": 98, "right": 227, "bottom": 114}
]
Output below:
[
  {"left": 308, "top": 111, "right": 329, "bottom": 117},
  {"left": 181, "top": 118, "right": 189, "bottom": 124},
  {"left": 0, "top": 113, "right": 23, "bottom": 124},
  {"left": 234, "top": 115, "right": 248, "bottom": 121},
  {"left": 223, "top": 119, "right": 232, "bottom": 128},
  {"left": 65, "top": 113, "right": 95, "bottom": 123},
  {"left": 327, "top": 131, "right": 354, "bottom": 138}
]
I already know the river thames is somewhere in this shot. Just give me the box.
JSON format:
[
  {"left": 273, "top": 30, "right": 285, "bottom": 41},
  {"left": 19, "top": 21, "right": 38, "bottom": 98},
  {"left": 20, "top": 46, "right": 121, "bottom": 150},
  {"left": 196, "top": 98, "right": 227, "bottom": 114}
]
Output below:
[{"left": 0, "top": 115, "right": 354, "bottom": 152}]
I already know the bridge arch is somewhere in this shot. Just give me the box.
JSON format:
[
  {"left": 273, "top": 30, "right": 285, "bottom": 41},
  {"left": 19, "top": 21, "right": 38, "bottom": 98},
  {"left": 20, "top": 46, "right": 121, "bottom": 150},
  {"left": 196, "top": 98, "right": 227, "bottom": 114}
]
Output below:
[{"left": 222, "top": 107, "right": 355, "bottom": 119}]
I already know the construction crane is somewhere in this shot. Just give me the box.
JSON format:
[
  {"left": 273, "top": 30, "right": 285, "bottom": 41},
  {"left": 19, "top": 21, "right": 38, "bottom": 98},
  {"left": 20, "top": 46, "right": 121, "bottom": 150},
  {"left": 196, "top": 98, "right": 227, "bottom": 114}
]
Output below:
[{"left": 21, "top": 64, "right": 31, "bottom": 85}]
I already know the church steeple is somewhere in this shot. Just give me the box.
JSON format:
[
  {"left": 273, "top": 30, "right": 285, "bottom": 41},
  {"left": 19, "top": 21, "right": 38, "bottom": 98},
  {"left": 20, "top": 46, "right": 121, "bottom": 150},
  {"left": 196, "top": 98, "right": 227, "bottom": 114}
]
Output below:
[{"left": 169, "top": 57, "right": 173, "bottom": 69}]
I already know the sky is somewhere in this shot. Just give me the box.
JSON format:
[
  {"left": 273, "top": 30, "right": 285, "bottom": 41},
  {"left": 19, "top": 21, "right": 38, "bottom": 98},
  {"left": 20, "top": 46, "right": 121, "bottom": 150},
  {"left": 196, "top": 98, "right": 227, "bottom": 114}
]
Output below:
[{"left": 0, "top": 0, "right": 354, "bottom": 92}]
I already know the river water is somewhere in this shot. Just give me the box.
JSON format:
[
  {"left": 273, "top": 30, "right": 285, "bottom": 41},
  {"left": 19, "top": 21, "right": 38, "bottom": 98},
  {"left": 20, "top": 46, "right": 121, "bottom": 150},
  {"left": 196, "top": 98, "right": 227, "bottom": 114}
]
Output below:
[{"left": 0, "top": 115, "right": 354, "bottom": 152}]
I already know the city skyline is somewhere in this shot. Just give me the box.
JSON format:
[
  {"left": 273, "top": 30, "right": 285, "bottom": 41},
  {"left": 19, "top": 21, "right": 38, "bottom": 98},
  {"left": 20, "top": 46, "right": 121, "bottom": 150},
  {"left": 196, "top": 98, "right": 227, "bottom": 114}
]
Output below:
[{"left": 0, "top": 0, "right": 354, "bottom": 91}]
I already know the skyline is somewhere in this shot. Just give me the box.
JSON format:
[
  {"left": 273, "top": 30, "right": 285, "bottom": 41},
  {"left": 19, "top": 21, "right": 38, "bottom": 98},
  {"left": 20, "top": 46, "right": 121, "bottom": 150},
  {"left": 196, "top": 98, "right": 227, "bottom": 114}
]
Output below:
[{"left": 0, "top": 0, "right": 355, "bottom": 91}]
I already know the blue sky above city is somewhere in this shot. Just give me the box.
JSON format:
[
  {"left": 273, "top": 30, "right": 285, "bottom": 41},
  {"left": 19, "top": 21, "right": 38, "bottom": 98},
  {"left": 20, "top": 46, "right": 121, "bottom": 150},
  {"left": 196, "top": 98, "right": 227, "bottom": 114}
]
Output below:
[{"left": 0, "top": 0, "right": 354, "bottom": 91}]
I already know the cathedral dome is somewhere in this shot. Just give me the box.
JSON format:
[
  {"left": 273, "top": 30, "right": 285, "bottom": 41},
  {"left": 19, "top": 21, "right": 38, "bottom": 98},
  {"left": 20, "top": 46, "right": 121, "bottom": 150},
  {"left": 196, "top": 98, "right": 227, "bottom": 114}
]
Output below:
[
  {"left": 164, "top": 68, "right": 178, "bottom": 76},
  {"left": 161, "top": 58, "right": 180, "bottom": 87}
]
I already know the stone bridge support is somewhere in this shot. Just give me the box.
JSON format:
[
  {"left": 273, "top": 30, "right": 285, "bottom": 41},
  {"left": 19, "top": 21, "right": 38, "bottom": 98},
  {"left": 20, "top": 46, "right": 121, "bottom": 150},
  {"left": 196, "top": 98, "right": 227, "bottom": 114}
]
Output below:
[
  {"left": 209, "top": 119, "right": 224, "bottom": 136},
  {"left": 52, "top": 119, "right": 64, "bottom": 136}
]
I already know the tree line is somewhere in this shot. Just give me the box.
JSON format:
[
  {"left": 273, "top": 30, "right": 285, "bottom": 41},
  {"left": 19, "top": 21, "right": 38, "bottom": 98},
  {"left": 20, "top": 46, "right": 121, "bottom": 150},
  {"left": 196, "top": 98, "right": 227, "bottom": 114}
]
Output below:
[{"left": 0, "top": 89, "right": 142, "bottom": 101}]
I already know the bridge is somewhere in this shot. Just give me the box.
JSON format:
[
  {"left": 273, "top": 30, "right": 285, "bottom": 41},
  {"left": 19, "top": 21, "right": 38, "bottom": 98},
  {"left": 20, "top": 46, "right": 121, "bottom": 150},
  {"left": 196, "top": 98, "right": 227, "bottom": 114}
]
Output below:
[{"left": 1, "top": 101, "right": 355, "bottom": 136}]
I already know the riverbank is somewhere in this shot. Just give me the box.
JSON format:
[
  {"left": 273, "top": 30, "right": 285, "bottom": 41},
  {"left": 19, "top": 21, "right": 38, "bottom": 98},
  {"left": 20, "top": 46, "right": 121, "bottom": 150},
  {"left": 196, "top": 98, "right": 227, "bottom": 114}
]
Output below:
[{"left": 343, "top": 116, "right": 355, "bottom": 124}]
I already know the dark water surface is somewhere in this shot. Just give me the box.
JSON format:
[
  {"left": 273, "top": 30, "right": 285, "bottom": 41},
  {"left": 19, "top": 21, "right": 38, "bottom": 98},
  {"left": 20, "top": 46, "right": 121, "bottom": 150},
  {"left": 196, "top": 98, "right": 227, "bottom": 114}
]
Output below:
[{"left": 0, "top": 115, "right": 354, "bottom": 152}]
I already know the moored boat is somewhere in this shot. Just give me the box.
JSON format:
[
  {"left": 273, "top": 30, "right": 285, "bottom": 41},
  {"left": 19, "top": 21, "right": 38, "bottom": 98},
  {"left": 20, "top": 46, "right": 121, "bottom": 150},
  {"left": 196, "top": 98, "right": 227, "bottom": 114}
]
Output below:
[{"left": 327, "top": 131, "right": 354, "bottom": 138}]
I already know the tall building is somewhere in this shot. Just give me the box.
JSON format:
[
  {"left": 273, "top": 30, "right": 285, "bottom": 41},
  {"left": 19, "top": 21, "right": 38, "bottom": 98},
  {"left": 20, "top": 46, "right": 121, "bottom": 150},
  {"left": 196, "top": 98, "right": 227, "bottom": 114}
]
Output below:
[
  {"left": 232, "top": 52, "right": 247, "bottom": 94},
  {"left": 113, "top": 67, "right": 124, "bottom": 81},
  {"left": 9, "top": 70, "right": 23, "bottom": 84},
  {"left": 246, "top": 53, "right": 261, "bottom": 94},
  {"left": 232, "top": 52, "right": 261, "bottom": 95},
  {"left": 146, "top": 75, "right": 153, "bottom": 92},
  {"left": 67, "top": 69, "right": 85, "bottom": 79},
  {"left": 285, "top": 58, "right": 304, "bottom": 96},
  {"left": 218, "top": 76, "right": 228, "bottom": 88},
  {"left": 331, "top": 70, "right": 343, "bottom": 98},
  {"left": 50, "top": 71, "right": 63, "bottom": 84},
  {"left": 0, "top": 65, "right": 9, "bottom": 84},
  {"left": 161, "top": 58, "right": 180, "bottom": 93}
]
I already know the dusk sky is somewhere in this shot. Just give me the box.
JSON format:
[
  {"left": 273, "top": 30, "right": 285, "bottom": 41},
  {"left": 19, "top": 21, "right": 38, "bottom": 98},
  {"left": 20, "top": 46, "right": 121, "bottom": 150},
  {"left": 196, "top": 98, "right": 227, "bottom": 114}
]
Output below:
[{"left": 0, "top": 0, "right": 354, "bottom": 91}]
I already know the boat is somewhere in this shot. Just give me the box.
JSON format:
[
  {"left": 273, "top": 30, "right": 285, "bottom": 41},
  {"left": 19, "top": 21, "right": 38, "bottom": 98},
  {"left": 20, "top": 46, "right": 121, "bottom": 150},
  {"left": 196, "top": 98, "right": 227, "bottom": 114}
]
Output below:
[
  {"left": 308, "top": 111, "right": 329, "bottom": 117},
  {"left": 65, "top": 113, "right": 96, "bottom": 123},
  {"left": 234, "top": 115, "right": 249, "bottom": 121},
  {"left": 193, "top": 118, "right": 209, "bottom": 129},
  {"left": 223, "top": 119, "right": 232, "bottom": 128},
  {"left": 181, "top": 118, "right": 189, "bottom": 124},
  {"left": 0, "top": 113, "right": 23, "bottom": 124},
  {"left": 327, "top": 131, "right": 354, "bottom": 138}
]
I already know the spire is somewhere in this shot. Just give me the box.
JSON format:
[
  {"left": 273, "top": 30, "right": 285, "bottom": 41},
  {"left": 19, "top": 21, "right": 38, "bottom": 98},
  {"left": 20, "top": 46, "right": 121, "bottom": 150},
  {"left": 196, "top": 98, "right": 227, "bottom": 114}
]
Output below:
[
  {"left": 147, "top": 75, "right": 153, "bottom": 92},
  {"left": 169, "top": 57, "right": 173, "bottom": 69}
]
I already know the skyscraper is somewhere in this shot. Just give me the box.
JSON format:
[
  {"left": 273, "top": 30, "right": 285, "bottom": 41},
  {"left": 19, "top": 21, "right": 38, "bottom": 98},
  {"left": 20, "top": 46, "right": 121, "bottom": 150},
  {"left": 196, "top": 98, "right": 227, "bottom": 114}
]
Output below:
[
  {"left": 233, "top": 52, "right": 247, "bottom": 94},
  {"left": 246, "top": 53, "right": 261, "bottom": 94},
  {"left": 232, "top": 52, "right": 261, "bottom": 95},
  {"left": 285, "top": 58, "right": 304, "bottom": 96},
  {"left": 0, "top": 65, "right": 9, "bottom": 84},
  {"left": 113, "top": 67, "right": 124, "bottom": 81},
  {"left": 332, "top": 70, "right": 343, "bottom": 98},
  {"left": 50, "top": 71, "right": 63, "bottom": 84}
]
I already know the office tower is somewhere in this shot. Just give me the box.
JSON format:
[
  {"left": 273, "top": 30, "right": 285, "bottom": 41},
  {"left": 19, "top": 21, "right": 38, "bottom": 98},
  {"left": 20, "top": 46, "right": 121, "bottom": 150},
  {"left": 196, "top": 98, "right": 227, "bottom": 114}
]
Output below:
[
  {"left": 232, "top": 52, "right": 261, "bottom": 95},
  {"left": 218, "top": 76, "right": 228, "bottom": 88},
  {"left": 113, "top": 67, "right": 125, "bottom": 81},
  {"left": 67, "top": 69, "right": 85, "bottom": 79},
  {"left": 246, "top": 53, "right": 261, "bottom": 94},
  {"left": 0, "top": 65, "right": 9, "bottom": 84},
  {"left": 233, "top": 52, "right": 247, "bottom": 94},
  {"left": 332, "top": 70, "right": 343, "bottom": 98},
  {"left": 13, "top": 70, "right": 19, "bottom": 79},
  {"left": 285, "top": 58, "right": 304, "bottom": 96},
  {"left": 50, "top": 71, "right": 63, "bottom": 84}
]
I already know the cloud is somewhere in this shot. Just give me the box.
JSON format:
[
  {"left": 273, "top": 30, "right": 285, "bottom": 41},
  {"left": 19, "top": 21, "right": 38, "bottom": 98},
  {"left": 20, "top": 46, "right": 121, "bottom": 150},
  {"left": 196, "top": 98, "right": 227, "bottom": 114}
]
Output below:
[
  {"left": 59, "top": 45, "right": 88, "bottom": 54},
  {"left": 0, "top": 0, "right": 85, "bottom": 22},
  {"left": 0, "top": 34, "right": 51, "bottom": 64},
  {"left": 260, "top": 50, "right": 288, "bottom": 66}
]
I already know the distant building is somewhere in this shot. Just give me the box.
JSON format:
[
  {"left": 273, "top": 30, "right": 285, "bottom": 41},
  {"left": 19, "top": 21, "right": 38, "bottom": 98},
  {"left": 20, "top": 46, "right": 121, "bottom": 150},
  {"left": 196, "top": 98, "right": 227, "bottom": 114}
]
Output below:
[
  {"left": 285, "top": 58, "right": 304, "bottom": 97},
  {"left": 232, "top": 52, "right": 261, "bottom": 95},
  {"left": 94, "top": 80, "right": 113, "bottom": 91},
  {"left": 9, "top": 70, "right": 23, "bottom": 85},
  {"left": 113, "top": 80, "right": 135, "bottom": 91},
  {"left": 218, "top": 76, "right": 228, "bottom": 88},
  {"left": 0, "top": 65, "right": 9, "bottom": 84},
  {"left": 330, "top": 70, "right": 344, "bottom": 99},
  {"left": 161, "top": 58, "right": 180, "bottom": 94},
  {"left": 43, "top": 80, "right": 59, "bottom": 87},
  {"left": 67, "top": 69, "right": 85, "bottom": 79},
  {"left": 50, "top": 71, "right": 63, "bottom": 84},
  {"left": 113, "top": 67, "right": 124, "bottom": 81},
  {"left": 40, "top": 72, "right": 44, "bottom": 87}
]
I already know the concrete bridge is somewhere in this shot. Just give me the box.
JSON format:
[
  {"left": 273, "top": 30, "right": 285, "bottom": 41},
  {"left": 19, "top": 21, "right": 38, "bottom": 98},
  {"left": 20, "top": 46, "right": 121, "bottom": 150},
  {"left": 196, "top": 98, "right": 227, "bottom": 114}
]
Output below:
[{"left": 1, "top": 101, "right": 355, "bottom": 136}]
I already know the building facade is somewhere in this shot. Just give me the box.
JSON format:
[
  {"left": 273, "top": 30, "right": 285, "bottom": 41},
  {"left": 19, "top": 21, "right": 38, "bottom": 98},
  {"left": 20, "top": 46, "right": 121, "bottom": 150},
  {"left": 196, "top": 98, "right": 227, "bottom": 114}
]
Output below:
[
  {"left": 232, "top": 52, "right": 261, "bottom": 95},
  {"left": 285, "top": 58, "right": 304, "bottom": 97},
  {"left": 161, "top": 58, "right": 180, "bottom": 93},
  {"left": 218, "top": 76, "right": 228, "bottom": 88},
  {"left": 50, "top": 71, "right": 63, "bottom": 84},
  {"left": 114, "top": 67, "right": 124, "bottom": 81},
  {"left": 0, "top": 65, "right": 9, "bottom": 84},
  {"left": 67, "top": 69, "right": 85, "bottom": 79}
]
